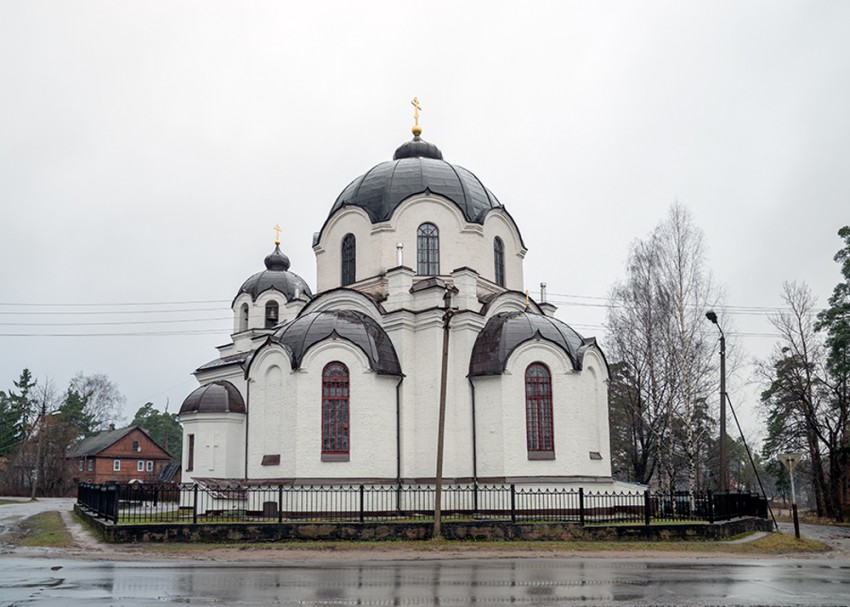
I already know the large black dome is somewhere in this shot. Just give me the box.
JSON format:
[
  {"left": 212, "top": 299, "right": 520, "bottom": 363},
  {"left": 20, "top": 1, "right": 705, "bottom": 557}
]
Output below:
[
  {"left": 327, "top": 137, "right": 502, "bottom": 226},
  {"left": 234, "top": 245, "right": 313, "bottom": 305}
]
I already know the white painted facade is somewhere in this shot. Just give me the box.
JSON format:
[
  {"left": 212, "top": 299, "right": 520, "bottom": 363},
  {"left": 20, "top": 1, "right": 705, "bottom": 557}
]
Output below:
[{"left": 180, "top": 132, "right": 622, "bottom": 493}]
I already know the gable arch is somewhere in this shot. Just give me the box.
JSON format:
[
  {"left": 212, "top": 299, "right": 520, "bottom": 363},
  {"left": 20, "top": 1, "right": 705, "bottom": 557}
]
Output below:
[{"left": 300, "top": 289, "right": 384, "bottom": 323}]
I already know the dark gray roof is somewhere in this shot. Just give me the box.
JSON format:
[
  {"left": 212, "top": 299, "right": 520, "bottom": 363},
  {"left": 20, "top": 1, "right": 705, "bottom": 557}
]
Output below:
[
  {"left": 271, "top": 310, "right": 402, "bottom": 376},
  {"left": 469, "top": 311, "right": 592, "bottom": 376},
  {"left": 67, "top": 426, "right": 146, "bottom": 458},
  {"left": 326, "top": 137, "right": 502, "bottom": 227},
  {"left": 180, "top": 380, "right": 246, "bottom": 415},
  {"left": 159, "top": 462, "right": 181, "bottom": 482},
  {"left": 234, "top": 245, "right": 313, "bottom": 305},
  {"left": 195, "top": 351, "right": 252, "bottom": 374}
]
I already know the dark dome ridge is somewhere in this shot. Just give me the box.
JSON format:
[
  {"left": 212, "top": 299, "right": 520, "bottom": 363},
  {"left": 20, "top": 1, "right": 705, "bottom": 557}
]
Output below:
[
  {"left": 180, "top": 380, "right": 246, "bottom": 415},
  {"left": 234, "top": 244, "right": 313, "bottom": 306},
  {"left": 271, "top": 310, "right": 402, "bottom": 376},
  {"left": 325, "top": 138, "right": 502, "bottom": 229},
  {"left": 469, "top": 311, "right": 593, "bottom": 377}
]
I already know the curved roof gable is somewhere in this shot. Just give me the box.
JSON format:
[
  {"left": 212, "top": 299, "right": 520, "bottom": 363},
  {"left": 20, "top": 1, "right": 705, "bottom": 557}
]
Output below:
[
  {"left": 469, "top": 311, "right": 597, "bottom": 377},
  {"left": 271, "top": 310, "right": 402, "bottom": 376}
]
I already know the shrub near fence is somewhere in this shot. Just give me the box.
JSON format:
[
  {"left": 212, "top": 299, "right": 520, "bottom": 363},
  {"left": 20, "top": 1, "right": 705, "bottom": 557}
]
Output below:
[{"left": 77, "top": 482, "right": 768, "bottom": 527}]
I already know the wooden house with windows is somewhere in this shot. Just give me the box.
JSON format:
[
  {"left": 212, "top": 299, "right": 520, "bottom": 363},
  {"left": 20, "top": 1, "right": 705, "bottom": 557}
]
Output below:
[
  {"left": 67, "top": 425, "right": 177, "bottom": 485},
  {"left": 179, "top": 112, "right": 630, "bottom": 495}
]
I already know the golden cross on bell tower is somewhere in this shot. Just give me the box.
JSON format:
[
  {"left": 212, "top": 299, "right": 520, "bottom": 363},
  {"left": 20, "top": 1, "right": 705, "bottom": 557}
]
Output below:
[
  {"left": 411, "top": 97, "right": 422, "bottom": 137},
  {"left": 274, "top": 224, "right": 281, "bottom": 246}
]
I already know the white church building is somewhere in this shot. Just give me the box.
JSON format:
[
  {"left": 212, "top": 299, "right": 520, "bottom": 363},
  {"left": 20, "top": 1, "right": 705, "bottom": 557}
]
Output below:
[{"left": 179, "top": 112, "right": 625, "bottom": 494}]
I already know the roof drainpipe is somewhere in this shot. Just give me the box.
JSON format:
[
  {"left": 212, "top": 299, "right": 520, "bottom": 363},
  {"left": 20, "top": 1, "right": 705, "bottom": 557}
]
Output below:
[
  {"left": 468, "top": 377, "right": 479, "bottom": 512},
  {"left": 244, "top": 379, "right": 250, "bottom": 481},
  {"left": 395, "top": 375, "right": 404, "bottom": 512}
]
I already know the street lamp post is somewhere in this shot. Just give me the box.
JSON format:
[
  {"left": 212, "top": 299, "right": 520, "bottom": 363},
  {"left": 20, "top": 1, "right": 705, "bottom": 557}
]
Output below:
[
  {"left": 706, "top": 310, "right": 727, "bottom": 493},
  {"left": 779, "top": 453, "right": 801, "bottom": 539}
]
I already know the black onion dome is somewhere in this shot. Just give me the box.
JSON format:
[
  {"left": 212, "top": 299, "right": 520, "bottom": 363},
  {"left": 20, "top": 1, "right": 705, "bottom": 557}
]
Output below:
[
  {"left": 180, "top": 380, "right": 246, "bottom": 415},
  {"left": 327, "top": 138, "right": 502, "bottom": 226},
  {"left": 272, "top": 310, "right": 402, "bottom": 376},
  {"left": 393, "top": 136, "right": 443, "bottom": 160},
  {"left": 469, "top": 311, "right": 593, "bottom": 376},
  {"left": 234, "top": 245, "right": 313, "bottom": 305}
]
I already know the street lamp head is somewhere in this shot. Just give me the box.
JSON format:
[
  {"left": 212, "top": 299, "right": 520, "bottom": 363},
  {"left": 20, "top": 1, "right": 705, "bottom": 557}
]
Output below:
[{"left": 706, "top": 310, "right": 718, "bottom": 324}]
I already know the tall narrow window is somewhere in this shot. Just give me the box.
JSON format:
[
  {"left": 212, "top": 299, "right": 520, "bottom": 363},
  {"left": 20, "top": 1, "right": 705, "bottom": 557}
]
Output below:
[
  {"left": 264, "top": 301, "right": 279, "bottom": 329},
  {"left": 240, "top": 303, "right": 249, "bottom": 331},
  {"left": 322, "top": 362, "right": 350, "bottom": 461},
  {"left": 525, "top": 363, "right": 554, "bottom": 458},
  {"left": 417, "top": 223, "right": 440, "bottom": 275},
  {"left": 341, "top": 233, "right": 356, "bottom": 286},
  {"left": 494, "top": 236, "right": 505, "bottom": 287},
  {"left": 187, "top": 434, "right": 195, "bottom": 471}
]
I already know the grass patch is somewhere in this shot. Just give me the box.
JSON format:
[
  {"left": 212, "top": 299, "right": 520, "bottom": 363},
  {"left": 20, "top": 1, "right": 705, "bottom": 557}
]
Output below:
[
  {"left": 130, "top": 531, "right": 829, "bottom": 556},
  {"left": 0, "top": 499, "right": 22, "bottom": 506},
  {"left": 16, "top": 511, "right": 75, "bottom": 548}
]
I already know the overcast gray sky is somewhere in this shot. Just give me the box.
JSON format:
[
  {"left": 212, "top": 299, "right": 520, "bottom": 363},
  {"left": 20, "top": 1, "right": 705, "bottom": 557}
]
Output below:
[{"left": 1, "top": 1, "right": 848, "bottom": 438}]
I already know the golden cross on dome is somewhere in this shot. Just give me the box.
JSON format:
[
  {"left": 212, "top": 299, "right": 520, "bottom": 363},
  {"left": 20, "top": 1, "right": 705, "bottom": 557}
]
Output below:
[
  {"left": 411, "top": 97, "right": 422, "bottom": 137},
  {"left": 274, "top": 224, "right": 281, "bottom": 246}
]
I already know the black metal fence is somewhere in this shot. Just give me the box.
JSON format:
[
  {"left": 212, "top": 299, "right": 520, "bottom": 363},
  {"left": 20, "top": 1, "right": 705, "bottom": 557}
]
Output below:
[{"left": 77, "top": 482, "right": 767, "bottom": 527}]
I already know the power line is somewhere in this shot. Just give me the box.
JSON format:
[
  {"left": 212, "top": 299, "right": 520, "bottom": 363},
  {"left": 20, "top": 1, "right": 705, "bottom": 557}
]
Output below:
[
  {"left": 0, "top": 307, "right": 227, "bottom": 316},
  {"left": 0, "top": 299, "right": 231, "bottom": 307},
  {"left": 0, "top": 317, "right": 231, "bottom": 327}
]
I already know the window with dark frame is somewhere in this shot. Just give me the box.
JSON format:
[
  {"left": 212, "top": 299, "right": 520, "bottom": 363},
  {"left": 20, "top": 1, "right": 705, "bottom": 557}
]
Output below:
[
  {"left": 341, "top": 233, "right": 356, "bottom": 286},
  {"left": 187, "top": 434, "right": 195, "bottom": 471},
  {"left": 417, "top": 223, "right": 440, "bottom": 275},
  {"left": 525, "top": 362, "right": 554, "bottom": 458},
  {"left": 131, "top": 440, "right": 139, "bottom": 451},
  {"left": 321, "top": 362, "right": 350, "bottom": 461},
  {"left": 240, "top": 303, "right": 249, "bottom": 331},
  {"left": 264, "top": 300, "right": 279, "bottom": 329},
  {"left": 87, "top": 459, "right": 93, "bottom": 472},
  {"left": 494, "top": 236, "right": 505, "bottom": 287}
]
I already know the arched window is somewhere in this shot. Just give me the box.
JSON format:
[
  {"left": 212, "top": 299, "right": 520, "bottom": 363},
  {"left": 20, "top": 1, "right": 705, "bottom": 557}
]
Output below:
[
  {"left": 264, "top": 300, "right": 279, "bottom": 329},
  {"left": 525, "top": 363, "right": 554, "bottom": 458},
  {"left": 494, "top": 236, "right": 505, "bottom": 287},
  {"left": 417, "top": 223, "right": 440, "bottom": 275},
  {"left": 341, "top": 233, "right": 356, "bottom": 286},
  {"left": 322, "top": 362, "right": 350, "bottom": 461},
  {"left": 239, "top": 303, "right": 249, "bottom": 332}
]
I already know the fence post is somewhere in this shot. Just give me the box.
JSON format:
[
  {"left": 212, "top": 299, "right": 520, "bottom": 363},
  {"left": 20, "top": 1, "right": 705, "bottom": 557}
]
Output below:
[
  {"left": 579, "top": 488, "right": 585, "bottom": 526},
  {"left": 359, "top": 485, "right": 365, "bottom": 523},
  {"left": 644, "top": 490, "right": 651, "bottom": 526},
  {"left": 110, "top": 484, "right": 119, "bottom": 524},
  {"left": 192, "top": 484, "right": 199, "bottom": 524},
  {"left": 707, "top": 491, "right": 715, "bottom": 523},
  {"left": 278, "top": 485, "right": 284, "bottom": 524},
  {"left": 510, "top": 484, "right": 516, "bottom": 523}
]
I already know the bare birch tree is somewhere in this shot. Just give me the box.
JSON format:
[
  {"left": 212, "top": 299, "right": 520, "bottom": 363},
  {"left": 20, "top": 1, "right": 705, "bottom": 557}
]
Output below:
[{"left": 607, "top": 203, "right": 718, "bottom": 496}]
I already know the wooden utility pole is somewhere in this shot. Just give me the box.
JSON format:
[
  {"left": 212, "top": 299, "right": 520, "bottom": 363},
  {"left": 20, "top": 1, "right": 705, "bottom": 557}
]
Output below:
[{"left": 433, "top": 289, "right": 454, "bottom": 538}]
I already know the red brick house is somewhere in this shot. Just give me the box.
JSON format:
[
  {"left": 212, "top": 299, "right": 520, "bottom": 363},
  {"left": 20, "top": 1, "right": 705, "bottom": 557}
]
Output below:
[{"left": 67, "top": 425, "right": 179, "bottom": 485}]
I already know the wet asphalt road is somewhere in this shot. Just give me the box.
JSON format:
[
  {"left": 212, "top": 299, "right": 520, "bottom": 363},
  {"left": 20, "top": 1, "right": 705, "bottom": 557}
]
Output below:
[
  {"left": 2, "top": 500, "right": 850, "bottom": 606},
  {"left": 2, "top": 556, "right": 850, "bottom": 606}
]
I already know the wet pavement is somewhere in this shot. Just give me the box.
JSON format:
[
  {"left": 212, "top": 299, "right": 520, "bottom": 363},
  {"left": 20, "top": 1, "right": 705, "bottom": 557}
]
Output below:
[
  {"left": 2, "top": 498, "right": 850, "bottom": 606},
  {"left": 2, "top": 556, "right": 850, "bottom": 606}
]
